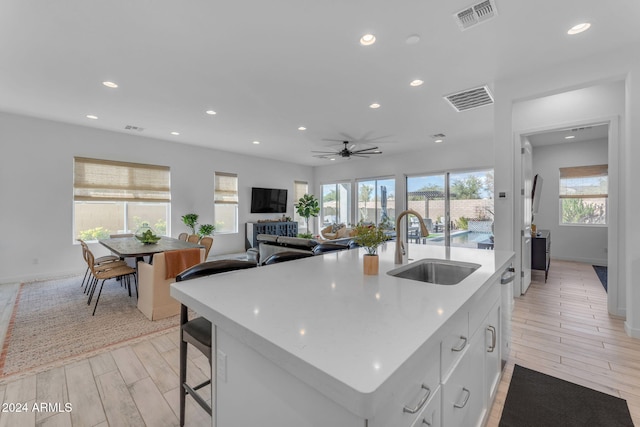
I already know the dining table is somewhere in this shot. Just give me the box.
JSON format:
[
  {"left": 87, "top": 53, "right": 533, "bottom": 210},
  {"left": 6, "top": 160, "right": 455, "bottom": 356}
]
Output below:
[{"left": 99, "top": 236, "right": 202, "bottom": 265}]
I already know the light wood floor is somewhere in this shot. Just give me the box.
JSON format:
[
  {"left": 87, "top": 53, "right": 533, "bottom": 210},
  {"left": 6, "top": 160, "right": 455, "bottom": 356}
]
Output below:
[
  {"left": 1, "top": 259, "right": 639, "bottom": 426},
  {"left": 487, "top": 260, "right": 640, "bottom": 426}
]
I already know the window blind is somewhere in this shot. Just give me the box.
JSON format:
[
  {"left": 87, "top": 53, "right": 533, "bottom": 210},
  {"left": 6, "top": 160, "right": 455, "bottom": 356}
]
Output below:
[
  {"left": 214, "top": 172, "right": 238, "bottom": 204},
  {"left": 294, "top": 181, "right": 308, "bottom": 203},
  {"left": 73, "top": 157, "right": 170, "bottom": 202},
  {"left": 559, "top": 164, "right": 608, "bottom": 199}
]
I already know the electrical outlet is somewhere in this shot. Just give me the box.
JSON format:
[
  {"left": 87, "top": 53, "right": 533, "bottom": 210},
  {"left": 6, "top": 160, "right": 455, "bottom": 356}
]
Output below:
[{"left": 216, "top": 350, "right": 227, "bottom": 383}]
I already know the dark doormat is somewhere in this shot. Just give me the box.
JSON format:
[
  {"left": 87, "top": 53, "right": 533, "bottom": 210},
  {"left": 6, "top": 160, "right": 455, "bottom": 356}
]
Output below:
[
  {"left": 593, "top": 265, "right": 608, "bottom": 292},
  {"left": 499, "top": 365, "right": 634, "bottom": 427}
]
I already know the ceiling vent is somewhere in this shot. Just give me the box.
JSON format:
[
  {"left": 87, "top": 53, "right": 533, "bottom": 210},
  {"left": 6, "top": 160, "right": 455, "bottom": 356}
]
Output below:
[
  {"left": 124, "top": 125, "right": 145, "bottom": 132},
  {"left": 454, "top": 0, "right": 498, "bottom": 31},
  {"left": 444, "top": 85, "right": 494, "bottom": 112}
]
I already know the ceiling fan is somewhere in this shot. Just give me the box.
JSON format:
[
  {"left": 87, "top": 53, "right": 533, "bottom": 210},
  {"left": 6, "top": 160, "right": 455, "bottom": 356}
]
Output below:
[{"left": 312, "top": 141, "right": 382, "bottom": 159}]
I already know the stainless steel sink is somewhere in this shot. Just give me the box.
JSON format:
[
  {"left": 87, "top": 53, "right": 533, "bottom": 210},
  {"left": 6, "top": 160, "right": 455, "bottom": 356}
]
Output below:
[{"left": 387, "top": 259, "right": 480, "bottom": 285}]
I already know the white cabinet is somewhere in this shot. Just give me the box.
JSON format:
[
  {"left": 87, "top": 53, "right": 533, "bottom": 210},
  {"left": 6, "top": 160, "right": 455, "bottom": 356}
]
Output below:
[
  {"left": 484, "top": 301, "right": 501, "bottom": 404},
  {"left": 411, "top": 387, "right": 441, "bottom": 427},
  {"left": 441, "top": 331, "right": 485, "bottom": 427}
]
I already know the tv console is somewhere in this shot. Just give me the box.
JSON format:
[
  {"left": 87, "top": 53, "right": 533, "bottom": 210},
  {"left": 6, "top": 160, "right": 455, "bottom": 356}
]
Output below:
[{"left": 245, "top": 221, "right": 298, "bottom": 249}]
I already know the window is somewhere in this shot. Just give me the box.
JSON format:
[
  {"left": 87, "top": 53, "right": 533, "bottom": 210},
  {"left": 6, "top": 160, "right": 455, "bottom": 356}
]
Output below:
[
  {"left": 321, "top": 182, "right": 351, "bottom": 226},
  {"left": 407, "top": 169, "right": 494, "bottom": 248},
  {"left": 73, "top": 157, "right": 170, "bottom": 241},
  {"left": 293, "top": 180, "right": 308, "bottom": 231},
  {"left": 559, "top": 164, "right": 607, "bottom": 225},
  {"left": 214, "top": 172, "right": 238, "bottom": 233},
  {"left": 357, "top": 178, "right": 395, "bottom": 227}
]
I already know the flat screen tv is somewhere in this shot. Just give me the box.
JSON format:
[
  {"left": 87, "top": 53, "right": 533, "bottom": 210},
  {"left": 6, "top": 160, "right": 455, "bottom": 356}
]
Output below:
[{"left": 250, "top": 187, "right": 288, "bottom": 213}]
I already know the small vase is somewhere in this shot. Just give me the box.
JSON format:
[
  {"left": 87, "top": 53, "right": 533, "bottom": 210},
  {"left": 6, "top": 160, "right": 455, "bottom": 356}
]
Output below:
[{"left": 363, "top": 254, "right": 379, "bottom": 275}]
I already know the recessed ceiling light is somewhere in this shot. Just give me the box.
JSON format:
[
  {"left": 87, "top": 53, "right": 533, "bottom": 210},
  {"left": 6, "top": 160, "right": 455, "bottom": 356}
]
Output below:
[
  {"left": 102, "top": 81, "right": 118, "bottom": 88},
  {"left": 405, "top": 34, "right": 421, "bottom": 45},
  {"left": 434, "top": 139, "right": 443, "bottom": 143},
  {"left": 330, "top": 158, "right": 336, "bottom": 161},
  {"left": 171, "top": 131, "right": 180, "bottom": 136},
  {"left": 253, "top": 140, "right": 260, "bottom": 145},
  {"left": 565, "top": 135, "right": 576, "bottom": 139},
  {"left": 298, "top": 126, "right": 307, "bottom": 131},
  {"left": 410, "top": 79, "right": 424, "bottom": 87},
  {"left": 360, "top": 34, "right": 376, "bottom": 46},
  {"left": 86, "top": 115, "right": 98, "bottom": 120},
  {"left": 567, "top": 23, "right": 591, "bottom": 35},
  {"left": 206, "top": 110, "right": 217, "bottom": 115},
  {"left": 369, "top": 103, "right": 381, "bottom": 109}
]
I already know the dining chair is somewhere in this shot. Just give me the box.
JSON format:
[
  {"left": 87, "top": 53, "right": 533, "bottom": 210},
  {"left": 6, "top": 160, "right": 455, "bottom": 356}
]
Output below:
[
  {"left": 85, "top": 247, "right": 137, "bottom": 315},
  {"left": 174, "top": 260, "right": 258, "bottom": 426},
  {"left": 187, "top": 234, "right": 200, "bottom": 243},
  {"left": 78, "top": 240, "right": 123, "bottom": 293},
  {"left": 199, "top": 236, "right": 213, "bottom": 259},
  {"left": 178, "top": 232, "right": 188, "bottom": 241}
]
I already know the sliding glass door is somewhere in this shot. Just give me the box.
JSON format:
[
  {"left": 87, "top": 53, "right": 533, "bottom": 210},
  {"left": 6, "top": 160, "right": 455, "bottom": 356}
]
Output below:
[{"left": 406, "top": 169, "right": 494, "bottom": 248}]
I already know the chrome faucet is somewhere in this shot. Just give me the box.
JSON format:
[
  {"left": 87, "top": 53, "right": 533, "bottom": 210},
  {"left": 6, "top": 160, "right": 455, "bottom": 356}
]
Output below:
[{"left": 395, "top": 209, "right": 430, "bottom": 264}]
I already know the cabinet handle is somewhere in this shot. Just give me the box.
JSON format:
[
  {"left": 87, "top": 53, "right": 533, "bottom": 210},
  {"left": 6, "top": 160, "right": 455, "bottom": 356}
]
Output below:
[
  {"left": 453, "top": 387, "right": 471, "bottom": 409},
  {"left": 451, "top": 336, "right": 467, "bottom": 352},
  {"left": 487, "top": 325, "right": 496, "bottom": 352},
  {"left": 402, "top": 384, "right": 431, "bottom": 414}
]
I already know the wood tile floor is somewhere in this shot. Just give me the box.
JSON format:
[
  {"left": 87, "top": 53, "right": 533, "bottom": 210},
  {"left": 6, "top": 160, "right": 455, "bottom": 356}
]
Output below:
[
  {"left": 1, "top": 259, "right": 639, "bottom": 426},
  {"left": 486, "top": 260, "right": 640, "bottom": 426}
]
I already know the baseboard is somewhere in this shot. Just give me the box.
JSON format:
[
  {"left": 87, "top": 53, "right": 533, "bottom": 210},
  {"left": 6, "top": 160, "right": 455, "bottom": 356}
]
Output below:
[
  {"left": 624, "top": 321, "right": 640, "bottom": 339},
  {"left": 551, "top": 255, "right": 607, "bottom": 266},
  {"left": 0, "top": 268, "right": 84, "bottom": 285}
]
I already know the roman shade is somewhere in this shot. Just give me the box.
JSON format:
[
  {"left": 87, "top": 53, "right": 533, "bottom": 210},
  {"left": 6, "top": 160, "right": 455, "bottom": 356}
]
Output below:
[
  {"left": 73, "top": 157, "right": 171, "bottom": 202},
  {"left": 214, "top": 172, "right": 238, "bottom": 204},
  {"left": 559, "top": 164, "right": 608, "bottom": 199}
]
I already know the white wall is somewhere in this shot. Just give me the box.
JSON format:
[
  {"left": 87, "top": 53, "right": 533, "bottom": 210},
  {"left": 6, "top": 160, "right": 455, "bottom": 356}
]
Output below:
[
  {"left": 532, "top": 138, "right": 608, "bottom": 265},
  {"left": 0, "top": 112, "right": 313, "bottom": 283},
  {"left": 493, "top": 46, "right": 640, "bottom": 337}
]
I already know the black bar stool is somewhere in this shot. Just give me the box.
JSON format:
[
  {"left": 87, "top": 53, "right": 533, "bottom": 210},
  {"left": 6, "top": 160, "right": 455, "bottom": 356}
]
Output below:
[
  {"left": 261, "top": 251, "right": 314, "bottom": 265},
  {"left": 174, "top": 260, "right": 257, "bottom": 426}
]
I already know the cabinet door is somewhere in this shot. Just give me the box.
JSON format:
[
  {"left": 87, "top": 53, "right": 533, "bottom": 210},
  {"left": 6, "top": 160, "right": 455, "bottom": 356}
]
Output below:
[
  {"left": 442, "top": 331, "right": 485, "bottom": 427},
  {"left": 484, "top": 301, "right": 501, "bottom": 405}
]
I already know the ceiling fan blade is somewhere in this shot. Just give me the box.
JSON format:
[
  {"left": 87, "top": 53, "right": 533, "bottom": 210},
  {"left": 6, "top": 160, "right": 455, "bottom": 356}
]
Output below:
[
  {"left": 321, "top": 138, "right": 346, "bottom": 143},
  {"left": 350, "top": 154, "right": 370, "bottom": 158},
  {"left": 351, "top": 146, "right": 380, "bottom": 154},
  {"left": 311, "top": 150, "right": 339, "bottom": 153},
  {"left": 349, "top": 144, "right": 356, "bottom": 150}
]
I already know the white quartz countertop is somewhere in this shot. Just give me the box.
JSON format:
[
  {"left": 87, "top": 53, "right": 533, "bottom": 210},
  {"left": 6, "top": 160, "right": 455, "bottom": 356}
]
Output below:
[{"left": 171, "top": 242, "right": 514, "bottom": 418}]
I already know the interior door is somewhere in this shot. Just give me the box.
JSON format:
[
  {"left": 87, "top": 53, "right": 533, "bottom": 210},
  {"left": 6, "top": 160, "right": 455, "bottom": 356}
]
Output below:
[{"left": 521, "top": 142, "right": 533, "bottom": 294}]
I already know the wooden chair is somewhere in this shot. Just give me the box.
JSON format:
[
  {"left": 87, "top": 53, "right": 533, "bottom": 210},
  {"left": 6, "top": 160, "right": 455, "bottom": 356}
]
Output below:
[
  {"left": 85, "top": 247, "right": 137, "bottom": 315},
  {"left": 175, "top": 260, "right": 258, "bottom": 426},
  {"left": 187, "top": 234, "right": 200, "bottom": 243},
  {"left": 199, "top": 236, "right": 213, "bottom": 259},
  {"left": 178, "top": 232, "right": 188, "bottom": 241}
]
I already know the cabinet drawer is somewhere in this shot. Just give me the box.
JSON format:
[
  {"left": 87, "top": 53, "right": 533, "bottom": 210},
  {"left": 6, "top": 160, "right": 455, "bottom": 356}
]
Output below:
[
  {"left": 440, "top": 310, "right": 468, "bottom": 381},
  {"left": 371, "top": 345, "right": 440, "bottom": 427},
  {"left": 411, "top": 388, "right": 441, "bottom": 427}
]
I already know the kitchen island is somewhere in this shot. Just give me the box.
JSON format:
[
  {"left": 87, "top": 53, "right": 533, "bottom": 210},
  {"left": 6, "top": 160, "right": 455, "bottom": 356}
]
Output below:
[{"left": 171, "top": 242, "right": 514, "bottom": 427}]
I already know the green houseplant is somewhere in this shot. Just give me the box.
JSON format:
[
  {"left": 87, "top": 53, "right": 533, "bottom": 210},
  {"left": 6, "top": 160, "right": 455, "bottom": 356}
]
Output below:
[
  {"left": 353, "top": 223, "right": 388, "bottom": 275},
  {"left": 295, "top": 194, "right": 320, "bottom": 239},
  {"left": 198, "top": 223, "right": 215, "bottom": 237},
  {"left": 181, "top": 213, "right": 199, "bottom": 235}
]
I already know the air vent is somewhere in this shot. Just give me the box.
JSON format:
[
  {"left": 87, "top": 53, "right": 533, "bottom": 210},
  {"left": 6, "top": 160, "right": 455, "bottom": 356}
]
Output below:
[
  {"left": 444, "top": 85, "right": 494, "bottom": 112},
  {"left": 124, "top": 125, "right": 145, "bottom": 132},
  {"left": 454, "top": 0, "right": 497, "bottom": 31}
]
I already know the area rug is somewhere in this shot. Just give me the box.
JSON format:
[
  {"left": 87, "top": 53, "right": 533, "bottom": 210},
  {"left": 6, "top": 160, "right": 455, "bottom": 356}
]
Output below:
[
  {"left": 593, "top": 265, "right": 608, "bottom": 292},
  {"left": 499, "top": 364, "right": 634, "bottom": 427},
  {"left": 0, "top": 275, "right": 180, "bottom": 378}
]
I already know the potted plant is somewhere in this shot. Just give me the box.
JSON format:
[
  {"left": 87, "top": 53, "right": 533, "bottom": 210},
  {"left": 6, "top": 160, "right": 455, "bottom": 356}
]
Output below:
[
  {"left": 198, "top": 223, "right": 215, "bottom": 237},
  {"left": 181, "top": 213, "right": 199, "bottom": 235},
  {"left": 295, "top": 194, "right": 320, "bottom": 239},
  {"left": 353, "top": 223, "right": 388, "bottom": 275}
]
